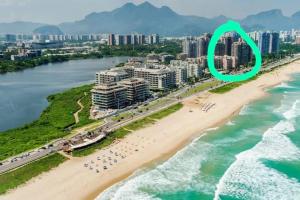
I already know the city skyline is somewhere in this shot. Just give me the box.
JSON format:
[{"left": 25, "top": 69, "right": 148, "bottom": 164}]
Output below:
[{"left": 1, "top": 0, "right": 300, "bottom": 24}]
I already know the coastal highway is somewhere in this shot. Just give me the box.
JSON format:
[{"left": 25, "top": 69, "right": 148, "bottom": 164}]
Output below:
[
  {"left": 0, "top": 146, "right": 59, "bottom": 174},
  {"left": 1, "top": 54, "right": 300, "bottom": 175}
]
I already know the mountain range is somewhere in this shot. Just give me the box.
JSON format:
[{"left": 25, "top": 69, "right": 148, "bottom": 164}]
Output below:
[{"left": 1, "top": 2, "right": 300, "bottom": 36}]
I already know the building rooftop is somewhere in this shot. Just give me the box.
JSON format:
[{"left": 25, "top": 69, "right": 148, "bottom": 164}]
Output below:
[
  {"left": 119, "top": 78, "right": 147, "bottom": 85},
  {"left": 92, "top": 83, "right": 126, "bottom": 93},
  {"left": 97, "top": 69, "right": 128, "bottom": 76}
]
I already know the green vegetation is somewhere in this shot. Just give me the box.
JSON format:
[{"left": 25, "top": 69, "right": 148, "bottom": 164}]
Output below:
[
  {"left": 123, "top": 117, "right": 156, "bottom": 131},
  {"left": 280, "top": 43, "right": 300, "bottom": 55},
  {"left": 257, "top": 43, "right": 300, "bottom": 66},
  {"left": 0, "top": 153, "right": 67, "bottom": 195},
  {"left": 210, "top": 76, "right": 259, "bottom": 94},
  {"left": 73, "top": 92, "right": 94, "bottom": 128},
  {"left": 0, "top": 42, "right": 181, "bottom": 74},
  {"left": 148, "top": 103, "right": 183, "bottom": 120},
  {"left": 0, "top": 53, "right": 103, "bottom": 74},
  {"left": 0, "top": 85, "right": 94, "bottom": 161},
  {"left": 100, "top": 41, "right": 182, "bottom": 57},
  {"left": 72, "top": 103, "right": 183, "bottom": 157},
  {"left": 180, "top": 80, "right": 221, "bottom": 98},
  {"left": 112, "top": 97, "right": 174, "bottom": 122},
  {"left": 112, "top": 112, "right": 134, "bottom": 122}
]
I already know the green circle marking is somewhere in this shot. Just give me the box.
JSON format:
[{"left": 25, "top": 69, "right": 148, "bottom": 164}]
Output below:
[{"left": 207, "top": 20, "right": 262, "bottom": 82}]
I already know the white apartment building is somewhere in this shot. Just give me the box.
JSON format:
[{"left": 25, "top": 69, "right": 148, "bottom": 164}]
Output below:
[
  {"left": 170, "top": 60, "right": 204, "bottom": 79},
  {"left": 96, "top": 69, "right": 130, "bottom": 85},
  {"left": 133, "top": 67, "right": 176, "bottom": 91}
]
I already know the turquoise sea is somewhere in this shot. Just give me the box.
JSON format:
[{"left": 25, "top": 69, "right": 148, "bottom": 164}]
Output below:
[{"left": 97, "top": 74, "right": 300, "bottom": 200}]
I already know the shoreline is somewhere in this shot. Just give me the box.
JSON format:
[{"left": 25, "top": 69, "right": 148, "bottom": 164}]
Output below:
[
  {"left": 0, "top": 55, "right": 135, "bottom": 76},
  {"left": 1, "top": 60, "right": 300, "bottom": 200},
  {"left": 88, "top": 108, "right": 242, "bottom": 200}
]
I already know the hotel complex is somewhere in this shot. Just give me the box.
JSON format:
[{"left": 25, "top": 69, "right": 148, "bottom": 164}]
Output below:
[
  {"left": 92, "top": 77, "right": 150, "bottom": 110},
  {"left": 92, "top": 30, "right": 281, "bottom": 111}
]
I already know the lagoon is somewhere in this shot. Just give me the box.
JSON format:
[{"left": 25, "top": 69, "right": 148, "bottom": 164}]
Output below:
[{"left": 0, "top": 57, "right": 129, "bottom": 132}]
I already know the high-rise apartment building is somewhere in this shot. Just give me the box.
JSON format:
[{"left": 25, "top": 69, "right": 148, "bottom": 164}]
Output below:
[
  {"left": 96, "top": 69, "right": 130, "bottom": 85},
  {"left": 215, "top": 42, "right": 226, "bottom": 56},
  {"left": 296, "top": 36, "right": 300, "bottom": 45},
  {"left": 115, "top": 35, "right": 125, "bottom": 46},
  {"left": 124, "top": 35, "right": 132, "bottom": 45},
  {"left": 147, "top": 34, "right": 160, "bottom": 44},
  {"left": 92, "top": 83, "right": 127, "bottom": 109},
  {"left": 182, "top": 38, "right": 197, "bottom": 58},
  {"left": 196, "top": 37, "right": 209, "bottom": 57},
  {"left": 258, "top": 32, "right": 271, "bottom": 55},
  {"left": 131, "top": 34, "right": 138, "bottom": 45},
  {"left": 5, "top": 34, "right": 17, "bottom": 42},
  {"left": 232, "top": 40, "right": 252, "bottom": 67},
  {"left": 134, "top": 67, "right": 176, "bottom": 91},
  {"left": 138, "top": 34, "right": 146, "bottom": 45},
  {"left": 223, "top": 56, "right": 237, "bottom": 71},
  {"left": 108, "top": 34, "right": 116, "bottom": 46},
  {"left": 269, "top": 32, "right": 280, "bottom": 54},
  {"left": 119, "top": 78, "right": 150, "bottom": 105},
  {"left": 222, "top": 36, "right": 233, "bottom": 56},
  {"left": 257, "top": 32, "right": 280, "bottom": 55}
]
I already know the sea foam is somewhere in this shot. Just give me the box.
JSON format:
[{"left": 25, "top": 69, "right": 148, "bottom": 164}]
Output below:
[
  {"left": 97, "top": 137, "right": 212, "bottom": 200},
  {"left": 213, "top": 119, "right": 300, "bottom": 200},
  {"left": 275, "top": 82, "right": 296, "bottom": 89}
]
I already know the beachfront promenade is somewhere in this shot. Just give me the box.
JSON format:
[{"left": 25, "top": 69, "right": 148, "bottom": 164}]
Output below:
[{"left": 1, "top": 54, "right": 299, "bottom": 175}]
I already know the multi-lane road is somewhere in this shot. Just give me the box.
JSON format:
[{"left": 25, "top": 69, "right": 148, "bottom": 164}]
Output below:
[{"left": 1, "top": 54, "right": 300, "bottom": 175}]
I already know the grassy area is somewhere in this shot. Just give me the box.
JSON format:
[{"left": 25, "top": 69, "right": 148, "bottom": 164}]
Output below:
[
  {"left": 148, "top": 103, "right": 183, "bottom": 120},
  {"left": 112, "top": 98, "right": 173, "bottom": 122},
  {"left": 72, "top": 103, "right": 183, "bottom": 157},
  {"left": 0, "top": 54, "right": 104, "bottom": 74},
  {"left": 139, "top": 98, "right": 171, "bottom": 112},
  {"left": 112, "top": 112, "right": 134, "bottom": 122},
  {"left": 0, "top": 153, "right": 67, "bottom": 195},
  {"left": 123, "top": 118, "right": 156, "bottom": 131},
  {"left": 180, "top": 80, "right": 221, "bottom": 98},
  {"left": 0, "top": 84, "right": 94, "bottom": 161},
  {"left": 123, "top": 103, "right": 183, "bottom": 131},
  {"left": 100, "top": 41, "right": 182, "bottom": 57},
  {"left": 72, "top": 92, "right": 95, "bottom": 128},
  {"left": 210, "top": 75, "right": 259, "bottom": 94},
  {"left": 68, "top": 120, "right": 104, "bottom": 140}
]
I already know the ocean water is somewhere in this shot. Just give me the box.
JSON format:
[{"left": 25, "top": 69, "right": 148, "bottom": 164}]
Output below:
[{"left": 97, "top": 74, "right": 300, "bottom": 200}]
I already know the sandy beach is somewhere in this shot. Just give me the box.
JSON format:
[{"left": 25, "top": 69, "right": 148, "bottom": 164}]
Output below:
[{"left": 1, "top": 61, "right": 300, "bottom": 200}]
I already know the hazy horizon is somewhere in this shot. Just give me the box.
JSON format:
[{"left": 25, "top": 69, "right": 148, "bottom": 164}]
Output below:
[{"left": 0, "top": 0, "right": 300, "bottom": 24}]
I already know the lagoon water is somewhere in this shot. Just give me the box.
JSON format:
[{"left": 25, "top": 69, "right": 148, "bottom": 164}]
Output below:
[
  {"left": 97, "top": 74, "right": 300, "bottom": 200},
  {"left": 0, "top": 57, "right": 129, "bottom": 132}
]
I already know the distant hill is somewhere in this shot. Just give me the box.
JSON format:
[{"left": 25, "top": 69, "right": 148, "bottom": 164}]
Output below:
[
  {"left": 33, "top": 25, "right": 63, "bottom": 35},
  {"left": 0, "top": 21, "right": 45, "bottom": 34},
  {"left": 241, "top": 9, "right": 292, "bottom": 31},
  {"left": 1, "top": 2, "right": 300, "bottom": 36},
  {"left": 58, "top": 2, "right": 300, "bottom": 35},
  {"left": 58, "top": 2, "right": 224, "bottom": 35}
]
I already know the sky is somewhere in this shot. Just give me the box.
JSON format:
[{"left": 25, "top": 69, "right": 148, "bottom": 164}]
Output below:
[{"left": 0, "top": 0, "right": 300, "bottom": 24}]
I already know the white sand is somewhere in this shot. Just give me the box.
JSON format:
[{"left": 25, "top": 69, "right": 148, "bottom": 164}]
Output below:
[{"left": 1, "top": 61, "right": 300, "bottom": 200}]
